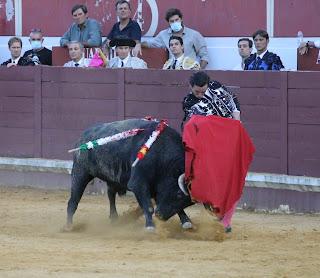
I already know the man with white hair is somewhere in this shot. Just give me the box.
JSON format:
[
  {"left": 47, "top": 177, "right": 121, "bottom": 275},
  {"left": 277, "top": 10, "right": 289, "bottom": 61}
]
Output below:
[{"left": 63, "top": 41, "right": 90, "bottom": 67}]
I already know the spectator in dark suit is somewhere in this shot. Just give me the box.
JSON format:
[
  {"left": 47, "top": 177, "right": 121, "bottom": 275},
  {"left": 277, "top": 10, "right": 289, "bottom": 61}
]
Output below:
[
  {"left": 23, "top": 28, "right": 52, "bottom": 65},
  {"left": 1, "top": 37, "right": 35, "bottom": 67},
  {"left": 233, "top": 38, "right": 253, "bottom": 70},
  {"left": 244, "top": 30, "right": 284, "bottom": 71}
]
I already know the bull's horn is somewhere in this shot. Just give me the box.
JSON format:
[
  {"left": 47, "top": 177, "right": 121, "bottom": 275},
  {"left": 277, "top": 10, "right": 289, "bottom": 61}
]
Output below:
[{"left": 178, "top": 173, "right": 189, "bottom": 196}]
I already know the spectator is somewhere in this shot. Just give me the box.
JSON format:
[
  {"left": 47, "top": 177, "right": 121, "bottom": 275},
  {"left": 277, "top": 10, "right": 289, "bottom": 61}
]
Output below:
[
  {"left": 299, "top": 40, "right": 320, "bottom": 55},
  {"left": 1, "top": 37, "right": 35, "bottom": 67},
  {"left": 163, "top": 36, "right": 199, "bottom": 70},
  {"left": 108, "top": 36, "right": 147, "bottom": 69},
  {"left": 106, "top": 0, "right": 142, "bottom": 56},
  {"left": 244, "top": 29, "right": 284, "bottom": 71},
  {"left": 182, "top": 71, "right": 241, "bottom": 127},
  {"left": 233, "top": 38, "right": 252, "bottom": 70},
  {"left": 142, "top": 8, "right": 209, "bottom": 69},
  {"left": 63, "top": 41, "right": 90, "bottom": 67},
  {"left": 60, "top": 4, "right": 102, "bottom": 47},
  {"left": 23, "top": 28, "right": 52, "bottom": 65}
]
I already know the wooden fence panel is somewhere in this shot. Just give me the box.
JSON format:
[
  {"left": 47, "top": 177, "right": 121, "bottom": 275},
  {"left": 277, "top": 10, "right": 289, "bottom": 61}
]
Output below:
[
  {"left": 0, "top": 67, "right": 36, "bottom": 157},
  {"left": 41, "top": 67, "right": 120, "bottom": 159},
  {"left": 287, "top": 71, "right": 320, "bottom": 177},
  {"left": 0, "top": 68, "right": 319, "bottom": 177}
]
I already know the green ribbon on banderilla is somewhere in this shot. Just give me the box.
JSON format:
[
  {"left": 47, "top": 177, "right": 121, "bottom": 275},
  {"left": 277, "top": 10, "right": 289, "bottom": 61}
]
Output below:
[{"left": 68, "top": 128, "right": 144, "bottom": 153}]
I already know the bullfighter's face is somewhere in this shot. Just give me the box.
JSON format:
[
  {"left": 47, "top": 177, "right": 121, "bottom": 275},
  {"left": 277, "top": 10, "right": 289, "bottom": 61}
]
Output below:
[{"left": 191, "top": 84, "right": 208, "bottom": 99}]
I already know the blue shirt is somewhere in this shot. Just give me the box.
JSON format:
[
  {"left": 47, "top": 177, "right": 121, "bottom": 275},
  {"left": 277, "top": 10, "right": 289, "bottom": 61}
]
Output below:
[
  {"left": 107, "top": 19, "right": 141, "bottom": 41},
  {"left": 60, "top": 18, "right": 102, "bottom": 47},
  {"left": 244, "top": 51, "right": 284, "bottom": 71}
]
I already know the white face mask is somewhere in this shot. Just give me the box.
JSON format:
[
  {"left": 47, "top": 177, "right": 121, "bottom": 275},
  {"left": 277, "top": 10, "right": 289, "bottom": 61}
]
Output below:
[
  {"left": 31, "top": 40, "right": 42, "bottom": 50},
  {"left": 170, "top": 21, "right": 182, "bottom": 33}
]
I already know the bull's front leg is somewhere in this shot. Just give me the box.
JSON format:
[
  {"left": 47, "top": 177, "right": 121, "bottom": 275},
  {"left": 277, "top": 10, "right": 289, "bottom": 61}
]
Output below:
[
  {"left": 65, "top": 168, "right": 93, "bottom": 231},
  {"left": 128, "top": 180, "right": 155, "bottom": 230},
  {"left": 106, "top": 184, "right": 118, "bottom": 221}
]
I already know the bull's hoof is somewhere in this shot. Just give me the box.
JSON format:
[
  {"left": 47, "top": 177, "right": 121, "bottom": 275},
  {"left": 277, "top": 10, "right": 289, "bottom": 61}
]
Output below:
[
  {"left": 62, "top": 223, "right": 73, "bottom": 232},
  {"left": 145, "top": 226, "right": 156, "bottom": 232},
  {"left": 181, "top": 221, "right": 193, "bottom": 230}
]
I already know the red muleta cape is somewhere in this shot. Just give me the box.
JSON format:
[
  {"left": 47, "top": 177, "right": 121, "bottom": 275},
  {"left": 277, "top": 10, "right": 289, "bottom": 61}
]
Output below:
[{"left": 183, "top": 115, "right": 255, "bottom": 218}]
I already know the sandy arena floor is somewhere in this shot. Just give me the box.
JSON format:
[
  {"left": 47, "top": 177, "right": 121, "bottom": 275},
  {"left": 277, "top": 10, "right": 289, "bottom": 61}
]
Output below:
[{"left": 0, "top": 186, "right": 319, "bottom": 278}]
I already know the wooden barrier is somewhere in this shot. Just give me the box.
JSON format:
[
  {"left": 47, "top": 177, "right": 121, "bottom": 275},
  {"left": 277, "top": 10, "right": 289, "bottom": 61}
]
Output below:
[
  {"left": 297, "top": 48, "right": 320, "bottom": 71},
  {"left": 52, "top": 46, "right": 168, "bottom": 69},
  {"left": 0, "top": 67, "right": 319, "bottom": 177}
]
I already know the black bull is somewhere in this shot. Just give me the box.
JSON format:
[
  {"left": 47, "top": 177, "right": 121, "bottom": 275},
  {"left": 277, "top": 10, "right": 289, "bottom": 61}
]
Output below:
[{"left": 66, "top": 119, "right": 194, "bottom": 230}]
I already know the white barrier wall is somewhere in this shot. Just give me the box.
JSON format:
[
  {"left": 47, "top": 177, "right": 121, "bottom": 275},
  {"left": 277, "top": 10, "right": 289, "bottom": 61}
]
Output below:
[{"left": 0, "top": 36, "right": 319, "bottom": 70}]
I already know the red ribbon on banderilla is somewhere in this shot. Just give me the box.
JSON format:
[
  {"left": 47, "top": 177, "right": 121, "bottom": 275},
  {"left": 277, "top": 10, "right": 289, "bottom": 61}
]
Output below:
[{"left": 132, "top": 119, "right": 168, "bottom": 167}]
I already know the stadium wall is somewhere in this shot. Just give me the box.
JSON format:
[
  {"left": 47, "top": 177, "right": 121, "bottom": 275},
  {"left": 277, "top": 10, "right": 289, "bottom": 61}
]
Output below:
[{"left": 0, "top": 67, "right": 319, "bottom": 178}]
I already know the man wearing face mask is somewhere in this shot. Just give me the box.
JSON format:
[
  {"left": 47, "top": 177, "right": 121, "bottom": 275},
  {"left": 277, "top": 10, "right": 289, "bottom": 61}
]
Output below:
[
  {"left": 23, "top": 29, "right": 52, "bottom": 66},
  {"left": 142, "top": 8, "right": 209, "bottom": 69}
]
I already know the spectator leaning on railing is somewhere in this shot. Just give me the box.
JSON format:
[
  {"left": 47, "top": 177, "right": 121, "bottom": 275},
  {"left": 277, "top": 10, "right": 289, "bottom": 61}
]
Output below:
[
  {"left": 60, "top": 4, "right": 102, "bottom": 48},
  {"left": 244, "top": 29, "right": 284, "bottom": 71},
  {"left": 142, "top": 8, "right": 209, "bottom": 69}
]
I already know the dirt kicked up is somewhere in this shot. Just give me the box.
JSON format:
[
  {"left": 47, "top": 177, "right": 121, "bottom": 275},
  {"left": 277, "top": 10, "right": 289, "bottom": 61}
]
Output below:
[{"left": 0, "top": 186, "right": 319, "bottom": 278}]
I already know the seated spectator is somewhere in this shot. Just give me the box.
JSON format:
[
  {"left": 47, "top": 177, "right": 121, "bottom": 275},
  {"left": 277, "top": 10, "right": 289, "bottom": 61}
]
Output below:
[
  {"left": 299, "top": 40, "right": 320, "bottom": 55},
  {"left": 23, "top": 28, "right": 52, "bottom": 65},
  {"left": 63, "top": 41, "right": 90, "bottom": 67},
  {"left": 1, "top": 37, "right": 35, "bottom": 67},
  {"left": 233, "top": 38, "right": 253, "bottom": 70},
  {"left": 142, "top": 8, "right": 209, "bottom": 69},
  {"left": 244, "top": 29, "right": 284, "bottom": 71},
  {"left": 105, "top": 0, "right": 142, "bottom": 56},
  {"left": 60, "top": 4, "right": 102, "bottom": 47},
  {"left": 108, "top": 36, "right": 147, "bottom": 69},
  {"left": 163, "top": 36, "right": 200, "bottom": 70}
]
